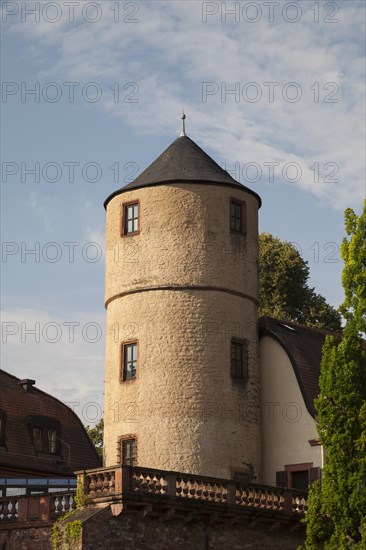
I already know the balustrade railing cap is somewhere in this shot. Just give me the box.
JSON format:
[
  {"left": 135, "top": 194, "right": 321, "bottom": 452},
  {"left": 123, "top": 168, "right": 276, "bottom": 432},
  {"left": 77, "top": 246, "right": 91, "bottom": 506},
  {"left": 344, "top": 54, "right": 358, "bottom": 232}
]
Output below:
[{"left": 75, "top": 465, "right": 122, "bottom": 475}]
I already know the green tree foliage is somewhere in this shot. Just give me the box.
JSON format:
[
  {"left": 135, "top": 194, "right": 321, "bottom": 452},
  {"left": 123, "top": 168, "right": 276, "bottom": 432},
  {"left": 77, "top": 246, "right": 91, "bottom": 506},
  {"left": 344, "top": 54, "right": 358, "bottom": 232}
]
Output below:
[
  {"left": 303, "top": 201, "right": 366, "bottom": 549},
  {"left": 259, "top": 233, "right": 342, "bottom": 331},
  {"left": 85, "top": 418, "right": 103, "bottom": 460}
]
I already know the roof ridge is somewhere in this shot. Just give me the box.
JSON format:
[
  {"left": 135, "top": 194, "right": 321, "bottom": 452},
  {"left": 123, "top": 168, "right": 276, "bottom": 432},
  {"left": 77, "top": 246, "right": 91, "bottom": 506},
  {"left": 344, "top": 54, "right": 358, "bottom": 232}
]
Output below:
[
  {"left": 0, "top": 368, "right": 101, "bottom": 457},
  {"left": 259, "top": 315, "right": 343, "bottom": 337}
]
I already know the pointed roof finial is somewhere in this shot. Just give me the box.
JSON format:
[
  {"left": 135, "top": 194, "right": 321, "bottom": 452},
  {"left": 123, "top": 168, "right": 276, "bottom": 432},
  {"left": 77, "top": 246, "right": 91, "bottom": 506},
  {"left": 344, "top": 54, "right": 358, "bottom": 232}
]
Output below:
[{"left": 180, "top": 110, "right": 186, "bottom": 137}]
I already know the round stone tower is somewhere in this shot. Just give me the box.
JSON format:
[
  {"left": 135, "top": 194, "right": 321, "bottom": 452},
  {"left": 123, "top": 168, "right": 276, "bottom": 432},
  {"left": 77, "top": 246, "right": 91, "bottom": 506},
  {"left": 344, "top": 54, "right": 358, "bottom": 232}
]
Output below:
[{"left": 103, "top": 127, "right": 262, "bottom": 481}]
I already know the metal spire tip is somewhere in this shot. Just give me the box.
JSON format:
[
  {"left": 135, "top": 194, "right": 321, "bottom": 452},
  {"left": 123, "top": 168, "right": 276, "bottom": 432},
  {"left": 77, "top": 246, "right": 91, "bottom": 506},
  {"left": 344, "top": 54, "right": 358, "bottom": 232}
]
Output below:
[{"left": 180, "top": 110, "right": 186, "bottom": 137}]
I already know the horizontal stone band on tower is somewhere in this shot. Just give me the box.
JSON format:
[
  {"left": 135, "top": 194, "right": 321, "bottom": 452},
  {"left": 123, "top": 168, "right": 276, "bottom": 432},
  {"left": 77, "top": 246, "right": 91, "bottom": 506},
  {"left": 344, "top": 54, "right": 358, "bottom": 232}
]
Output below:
[{"left": 105, "top": 285, "right": 259, "bottom": 308}]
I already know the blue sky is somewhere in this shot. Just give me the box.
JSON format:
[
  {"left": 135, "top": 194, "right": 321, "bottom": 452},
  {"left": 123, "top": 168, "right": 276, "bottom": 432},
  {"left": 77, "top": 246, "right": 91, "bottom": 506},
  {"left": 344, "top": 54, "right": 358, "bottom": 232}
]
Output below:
[{"left": 1, "top": 0, "right": 365, "bottom": 424}]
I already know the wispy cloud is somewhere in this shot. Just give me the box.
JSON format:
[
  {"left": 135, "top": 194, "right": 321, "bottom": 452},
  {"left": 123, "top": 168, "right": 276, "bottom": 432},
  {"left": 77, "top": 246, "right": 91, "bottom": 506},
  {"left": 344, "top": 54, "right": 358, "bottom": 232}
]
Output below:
[
  {"left": 1, "top": 307, "right": 105, "bottom": 424},
  {"left": 83, "top": 227, "right": 105, "bottom": 254},
  {"left": 5, "top": 2, "right": 364, "bottom": 209},
  {"left": 28, "top": 191, "right": 63, "bottom": 234}
]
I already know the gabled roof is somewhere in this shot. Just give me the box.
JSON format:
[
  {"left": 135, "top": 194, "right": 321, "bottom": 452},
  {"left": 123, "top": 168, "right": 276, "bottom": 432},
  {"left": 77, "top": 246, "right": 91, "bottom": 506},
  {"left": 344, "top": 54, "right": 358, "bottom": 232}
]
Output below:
[
  {"left": 259, "top": 316, "right": 342, "bottom": 419},
  {"left": 104, "top": 135, "right": 262, "bottom": 208},
  {"left": 0, "top": 369, "right": 101, "bottom": 477}
]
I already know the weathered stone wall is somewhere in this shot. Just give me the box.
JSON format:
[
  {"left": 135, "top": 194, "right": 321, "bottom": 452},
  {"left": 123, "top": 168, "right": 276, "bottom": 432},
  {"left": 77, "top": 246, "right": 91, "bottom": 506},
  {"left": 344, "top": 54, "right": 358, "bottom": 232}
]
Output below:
[
  {"left": 0, "top": 524, "right": 52, "bottom": 550},
  {"left": 103, "top": 183, "right": 261, "bottom": 480},
  {"left": 104, "top": 183, "right": 259, "bottom": 300},
  {"left": 81, "top": 506, "right": 305, "bottom": 550},
  {"left": 104, "top": 290, "right": 260, "bottom": 479},
  {"left": 0, "top": 507, "right": 305, "bottom": 550}
]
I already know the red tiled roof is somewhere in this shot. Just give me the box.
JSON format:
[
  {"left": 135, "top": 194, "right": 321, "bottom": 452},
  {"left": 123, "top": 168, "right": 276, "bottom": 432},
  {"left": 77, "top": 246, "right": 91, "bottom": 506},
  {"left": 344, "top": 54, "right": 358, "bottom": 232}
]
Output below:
[
  {"left": 0, "top": 369, "right": 101, "bottom": 477},
  {"left": 259, "top": 316, "right": 342, "bottom": 418}
]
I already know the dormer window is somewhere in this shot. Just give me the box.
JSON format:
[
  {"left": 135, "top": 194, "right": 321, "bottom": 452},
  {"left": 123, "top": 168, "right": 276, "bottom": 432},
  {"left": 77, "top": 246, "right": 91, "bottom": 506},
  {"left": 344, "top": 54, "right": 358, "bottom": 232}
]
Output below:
[
  {"left": 48, "top": 429, "right": 57, "bottom": 454},
  {"left": 27, "top": 416, "right": 61, "bottom": 456},
  {"left": 122, "top": 201, "right": 139, "bottom": 236},
  {"left": 32, "top": 427, "right": 43, "bottom": 452},
  {"left": 32, "top": 426, "right": 59, "bottom": 454}
]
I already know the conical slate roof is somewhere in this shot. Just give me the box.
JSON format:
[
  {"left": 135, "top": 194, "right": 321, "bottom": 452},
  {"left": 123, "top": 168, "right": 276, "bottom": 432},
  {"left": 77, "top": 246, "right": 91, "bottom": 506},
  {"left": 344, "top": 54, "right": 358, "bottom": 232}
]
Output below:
[{"left": 104, "top": 135, "right": 261, "bottom": 208}]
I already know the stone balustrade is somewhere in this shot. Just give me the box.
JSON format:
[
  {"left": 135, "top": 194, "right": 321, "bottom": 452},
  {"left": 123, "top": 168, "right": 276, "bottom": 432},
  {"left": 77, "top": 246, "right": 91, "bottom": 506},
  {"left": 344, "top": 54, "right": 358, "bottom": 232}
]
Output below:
[
  {"left": 0, "top": 492, "right": 76, "bottom": 524},
  {"left": 76, "top": 465, "right": 308, "bottom": 515},
  {"left": 0, "top": 497, "right": 18, "bottom": 522},
  {"left": 0, "top": 466, "right": 307, "bottom": 527}
]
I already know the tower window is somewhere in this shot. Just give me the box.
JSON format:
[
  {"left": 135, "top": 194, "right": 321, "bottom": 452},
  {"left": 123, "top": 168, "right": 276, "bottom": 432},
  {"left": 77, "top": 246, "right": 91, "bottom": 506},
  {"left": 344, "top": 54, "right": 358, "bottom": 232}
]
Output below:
[
  {"left": 230, "top": 339, "right": 248, "bottom": 381},
  {"left": 122, "top": 342, "right": 138, "bottom": 381},
  {"left": 123, "top": 202, "right": 139, "bottom": 235},
  {"left": 121, "top": 438, "right": 136, "bottom": 466},
  {"left": 230, "top": 199, "right": 246, "bottom": 234}
]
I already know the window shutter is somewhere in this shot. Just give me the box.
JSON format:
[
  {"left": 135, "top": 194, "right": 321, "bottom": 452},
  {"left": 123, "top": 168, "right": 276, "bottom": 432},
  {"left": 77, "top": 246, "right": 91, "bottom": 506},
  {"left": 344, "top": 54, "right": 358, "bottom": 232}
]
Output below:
[
  {"left": 276, "top": 470, "right": 288, "bottom": 487},
  {"left": 309, "top": 467, "right": 322, "bottom": 485}
]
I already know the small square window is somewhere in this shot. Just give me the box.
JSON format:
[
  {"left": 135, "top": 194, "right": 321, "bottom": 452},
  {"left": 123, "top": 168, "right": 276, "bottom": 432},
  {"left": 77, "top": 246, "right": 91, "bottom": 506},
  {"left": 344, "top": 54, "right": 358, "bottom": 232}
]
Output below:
[
  {"left": 230, "top": 200, "right": 246, "bottom": 234},
  {"left": 122, "top": 342, "right": 137, "bottom": 381},
  {"left": 230, "top": 339, "right": 248, "bottom": 381},
  {"left": 123, "top": 202, "right": 139, "bottom": 235},
  {"left": 121, "top": 438, "right": 136, "bottom": 466}
]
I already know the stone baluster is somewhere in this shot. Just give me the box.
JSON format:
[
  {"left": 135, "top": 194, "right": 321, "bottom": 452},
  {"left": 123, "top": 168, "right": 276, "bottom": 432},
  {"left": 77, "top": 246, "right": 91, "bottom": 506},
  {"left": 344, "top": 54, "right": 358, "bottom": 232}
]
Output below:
[
  {"left": 282, "top": 490, "right": 293, "bottom": 513},
  {"left": 202, "top": 481, "right": 209, "bottom": 500},
  {"left": 182, "top": 477, "right": 189, "bottom": 496},
  {"left": 2, "top": 501, "right": 9, "bottom": 520},
  {"left": 63, "top": 496, "right": 69, "bottom": 513},
  {"left": 164, "top": 473, "right": 177, "bottom": 497},
  {"left": 155, "top": 476, "right": 162, "bottom": 493},
  {"left": 109, "top": 471, "right": 116, "bottom": 494},
  {"left": 96, "top": 475, "right": 104, "bottom": 496},
  {"left": 248, "top": 487, "right": 254, "bottom": 507},
  {"left": 148, "top": 475, "right": 156, "bottom": 493},
  {"left": 88, "top": 474, "right": 97, "bottom": 498},
  {"left": 140, "top": 473, "right": 148, "bottom": 491},
  {"left": 49, "top": 495, "right": 56, "bottom": 516},
  {"left": 225, "top": 482, "right": 234, "bottom": 505},
  {"left": 267, "top": 490, "right": 274, "bottom": 509},
  {"left": 102, "top": 473, "right": 110, "bottom": 495}
]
